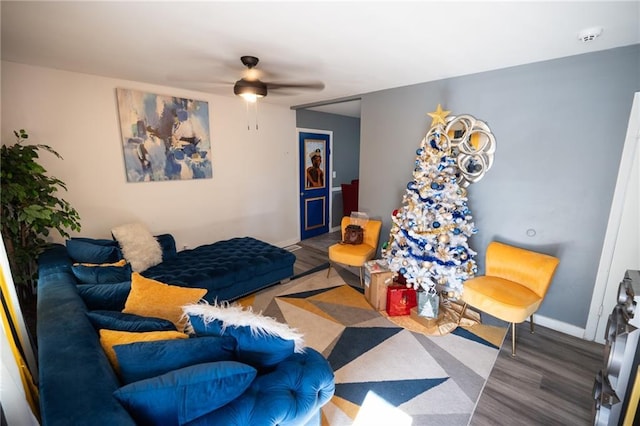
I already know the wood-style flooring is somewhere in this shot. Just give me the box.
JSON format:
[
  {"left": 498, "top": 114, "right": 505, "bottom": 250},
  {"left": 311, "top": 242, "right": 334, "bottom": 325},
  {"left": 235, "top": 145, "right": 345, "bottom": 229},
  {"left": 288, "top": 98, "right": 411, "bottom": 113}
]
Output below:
[
  {"left": 295, "top": 232, "right": 604, "bottom": 426},
  {"left": 471, "top": 322, "right": 602, "bottom": 426}
]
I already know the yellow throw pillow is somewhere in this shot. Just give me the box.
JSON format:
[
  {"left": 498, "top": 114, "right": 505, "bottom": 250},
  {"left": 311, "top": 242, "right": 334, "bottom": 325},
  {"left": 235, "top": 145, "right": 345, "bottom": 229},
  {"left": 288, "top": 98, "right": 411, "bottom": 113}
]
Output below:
[
  {"left": 99, "top": 329, "right": 188, "bottom": 370},
  {"left": 122, "top": 273, "right": 207, "bottom": 330}
]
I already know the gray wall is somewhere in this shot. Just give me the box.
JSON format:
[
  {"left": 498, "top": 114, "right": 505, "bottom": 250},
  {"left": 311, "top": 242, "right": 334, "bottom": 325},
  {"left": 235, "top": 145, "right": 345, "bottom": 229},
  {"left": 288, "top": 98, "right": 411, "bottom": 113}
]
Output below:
[
  {"left": 358, "top": 45, "right": 640, "bottom": 329},
  {"left": 297, "top": 110, "right": 361, "bottom": 227}
]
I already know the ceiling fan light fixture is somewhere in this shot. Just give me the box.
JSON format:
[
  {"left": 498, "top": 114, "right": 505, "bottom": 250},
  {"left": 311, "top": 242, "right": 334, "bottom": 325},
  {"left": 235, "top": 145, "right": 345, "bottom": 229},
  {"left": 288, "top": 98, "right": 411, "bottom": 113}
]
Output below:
[
  {"left": 240, "top": 92, "right": 260, "bottom": 103},
  {"left": 234, "top": 78, "right": 267, "bottom": 102}
]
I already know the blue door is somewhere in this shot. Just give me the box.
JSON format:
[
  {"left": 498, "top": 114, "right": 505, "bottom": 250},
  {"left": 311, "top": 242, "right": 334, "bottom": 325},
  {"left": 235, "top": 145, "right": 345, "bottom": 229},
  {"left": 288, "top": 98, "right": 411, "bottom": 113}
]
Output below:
[{"left": 299, "top": 131, "right": 330, "bottom": 240}]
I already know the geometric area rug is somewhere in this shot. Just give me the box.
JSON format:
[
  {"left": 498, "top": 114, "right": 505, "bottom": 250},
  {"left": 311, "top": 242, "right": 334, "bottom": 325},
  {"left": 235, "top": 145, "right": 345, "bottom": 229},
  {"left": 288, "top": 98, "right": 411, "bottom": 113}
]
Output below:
[{"left": 237, "top": 270, "right": 507, "bottom": 426}]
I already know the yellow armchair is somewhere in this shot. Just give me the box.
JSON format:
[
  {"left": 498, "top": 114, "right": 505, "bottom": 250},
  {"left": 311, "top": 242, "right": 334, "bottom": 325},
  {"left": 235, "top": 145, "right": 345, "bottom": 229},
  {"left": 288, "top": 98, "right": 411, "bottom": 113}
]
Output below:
[
  {"left": 327, "top": 217, "right": 382, "bottom": 287},
  {"left": 460, "top": 241, "right": 559, "bottom": 356}
]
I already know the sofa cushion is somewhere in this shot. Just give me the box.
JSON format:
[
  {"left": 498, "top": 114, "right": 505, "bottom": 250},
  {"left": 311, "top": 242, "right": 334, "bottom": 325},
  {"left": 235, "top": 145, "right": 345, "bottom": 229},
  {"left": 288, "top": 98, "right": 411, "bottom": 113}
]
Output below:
[
  {"left": 155, "top": 234, "right": 177, "bottom": 261},
  {"left": 186, "top": 349, "right": 336, "bottom": 426},
  {"left": 86, "top": 311, "right": 176, "bottom": 333},
  {"left": 37, "top": 250, "right": 136, "bottom": 425},
  {"left": 72, "top": 261, "right": 132, "bottom": 284},
  {"left": 112, "top": 223, "right": 163, "bottom": 272},
  {"left": 185, "top": 302, "right": 304, "bottom": 369},
  {"left": 113, "top": 361, "right": 257, "bottom": 426},
  {"left": 66, "top": 238, "right": 122, "bottom": 264},
  {"left": 77, "top": 281, "right": 131, "bottom": 311},
  {"left": 99, "top": 329, "right": 188, "bottom": 371},
  {"left": 114, "top": 336, "right": 237, "bottom": 384},
  {"left": 123, "top": 273, "right": 207, "bottom": 330}
]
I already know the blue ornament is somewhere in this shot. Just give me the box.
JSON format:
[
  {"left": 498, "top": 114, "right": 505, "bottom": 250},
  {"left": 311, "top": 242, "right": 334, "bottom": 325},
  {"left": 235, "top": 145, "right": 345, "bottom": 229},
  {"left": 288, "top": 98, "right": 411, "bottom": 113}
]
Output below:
[
  {"left": 430, "top": 140, "right": 437, "bottom": 149},
  {"left": 433, "top": 221, "right": 441, "bottom": 228},
  {"left": 416, "top": 148, "right": 423, "bottom": 156},
  {"left": 453, "top": 228, "right": 461, "bottom": 235},
  {"left": 430, "top": 182, "right": 438, "bottom": 189},
  {"left": 407, "top": 182, "right": 416, "bottom": 190},
  {"left": 400, "top": 267, "right": 407, "bottom": 275}
]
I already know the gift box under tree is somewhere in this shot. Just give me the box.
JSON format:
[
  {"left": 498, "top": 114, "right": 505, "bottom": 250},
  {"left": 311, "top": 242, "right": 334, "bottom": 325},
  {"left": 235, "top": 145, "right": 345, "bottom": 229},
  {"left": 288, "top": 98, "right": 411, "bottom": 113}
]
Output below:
[{"left": 386, "top": 284, "right": 417, "bottom": 316}]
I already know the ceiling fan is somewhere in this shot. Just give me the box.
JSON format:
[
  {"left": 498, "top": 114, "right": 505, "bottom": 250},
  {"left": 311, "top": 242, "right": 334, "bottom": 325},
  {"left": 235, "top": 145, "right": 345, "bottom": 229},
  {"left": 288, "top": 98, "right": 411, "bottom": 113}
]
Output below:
[{"left": 232, "top": 56, "right": 324, "bottom": 102}]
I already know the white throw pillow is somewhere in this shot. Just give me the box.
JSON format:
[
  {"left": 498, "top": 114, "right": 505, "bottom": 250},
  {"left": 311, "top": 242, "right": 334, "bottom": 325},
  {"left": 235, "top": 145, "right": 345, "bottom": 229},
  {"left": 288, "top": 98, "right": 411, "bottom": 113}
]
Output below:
[
  {"left": 183, "top": 302, "right": 305, "bottom": 353},
  {"left": 112, "top": 223, "right": 163, "bottom": 272}
]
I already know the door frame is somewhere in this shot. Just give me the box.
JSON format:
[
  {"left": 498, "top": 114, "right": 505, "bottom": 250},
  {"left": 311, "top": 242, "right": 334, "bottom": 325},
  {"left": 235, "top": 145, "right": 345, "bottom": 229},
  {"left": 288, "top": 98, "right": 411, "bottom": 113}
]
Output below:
[
  {"left": 297, "top": 128, "right": 333, "bottom": 241},
  {"left": 586, "top": 92, "right": 640, "bottom": 342}
]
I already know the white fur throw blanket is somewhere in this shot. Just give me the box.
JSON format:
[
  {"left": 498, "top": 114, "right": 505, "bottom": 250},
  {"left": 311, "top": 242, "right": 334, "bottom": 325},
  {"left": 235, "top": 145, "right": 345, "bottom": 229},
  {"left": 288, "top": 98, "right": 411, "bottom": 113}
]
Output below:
[
  {"left": 112, "top": 222, "right": 162, "bottom": 272},
  {"left": 183, "top": 302, "right": 305, "bottom": 353}
]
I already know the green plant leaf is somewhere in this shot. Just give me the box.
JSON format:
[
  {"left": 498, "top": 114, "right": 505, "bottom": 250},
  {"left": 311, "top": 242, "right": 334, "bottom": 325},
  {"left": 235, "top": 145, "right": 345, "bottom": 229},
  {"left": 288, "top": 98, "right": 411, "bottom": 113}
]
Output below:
[{"left": 1, "top": 129, "right": 82, "bottom": 296}]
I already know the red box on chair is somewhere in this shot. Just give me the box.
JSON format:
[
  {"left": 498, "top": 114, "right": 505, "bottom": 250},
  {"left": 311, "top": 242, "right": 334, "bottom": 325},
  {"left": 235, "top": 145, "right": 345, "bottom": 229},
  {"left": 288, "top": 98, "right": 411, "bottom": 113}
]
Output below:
[{"left": 386, "top": 285, "right": 417, "bottom": 316}]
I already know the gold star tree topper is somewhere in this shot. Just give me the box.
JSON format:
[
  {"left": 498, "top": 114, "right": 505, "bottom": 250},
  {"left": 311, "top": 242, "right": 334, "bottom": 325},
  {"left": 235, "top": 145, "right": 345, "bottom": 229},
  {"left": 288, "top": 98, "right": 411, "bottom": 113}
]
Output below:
[{"left": 427, "top": 104, "right": 451, "bottom": 126}]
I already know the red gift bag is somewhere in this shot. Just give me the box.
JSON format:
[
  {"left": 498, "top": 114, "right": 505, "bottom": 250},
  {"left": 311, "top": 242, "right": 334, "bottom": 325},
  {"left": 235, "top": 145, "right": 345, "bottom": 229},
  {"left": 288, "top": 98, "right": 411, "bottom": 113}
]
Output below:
[{"left": 386, "top": 285, "right": 417, "bottom": 316}]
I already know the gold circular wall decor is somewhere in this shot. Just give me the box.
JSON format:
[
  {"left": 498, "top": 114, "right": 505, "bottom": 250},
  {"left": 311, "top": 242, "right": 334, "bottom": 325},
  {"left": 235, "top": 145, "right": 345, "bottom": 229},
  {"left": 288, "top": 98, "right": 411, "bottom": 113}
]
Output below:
[{"left": 445, "top": 114, "right": 496, "bottom": 187}]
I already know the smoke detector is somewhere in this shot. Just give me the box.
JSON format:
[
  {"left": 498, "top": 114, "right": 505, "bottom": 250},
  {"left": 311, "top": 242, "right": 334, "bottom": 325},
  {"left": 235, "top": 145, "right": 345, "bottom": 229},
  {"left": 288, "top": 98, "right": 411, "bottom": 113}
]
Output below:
[{"left": 578, "top": 26, "right": 603, "bottom": 42}]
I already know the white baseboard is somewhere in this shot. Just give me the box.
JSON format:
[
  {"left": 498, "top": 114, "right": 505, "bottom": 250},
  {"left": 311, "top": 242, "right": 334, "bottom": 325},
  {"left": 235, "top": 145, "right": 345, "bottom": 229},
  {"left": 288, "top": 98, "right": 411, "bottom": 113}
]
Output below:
[
  {"left": 277, "top": 237, "right": 300, "bottom": 248},
  {"left": 527, "top": 314, "right": 587, "bottom": 340}
]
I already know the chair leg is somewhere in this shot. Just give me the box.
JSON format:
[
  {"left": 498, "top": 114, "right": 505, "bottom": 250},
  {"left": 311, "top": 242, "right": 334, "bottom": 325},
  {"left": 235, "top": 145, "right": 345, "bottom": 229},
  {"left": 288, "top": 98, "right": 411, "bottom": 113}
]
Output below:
[
  {"left": 358, "top": 267, "right": 363, "bottom": 288},
  {"left": 511, "top": 322, "right": 517, "bottom": 357},
  {"left": 457, "top": 303, "right": 468, "bottom": 326},
  {"left": 530, "top": 314, "right": 535, "bottom": 334},
  {"left": 326, "top": 263, "right": 332, "bottom": 278}
]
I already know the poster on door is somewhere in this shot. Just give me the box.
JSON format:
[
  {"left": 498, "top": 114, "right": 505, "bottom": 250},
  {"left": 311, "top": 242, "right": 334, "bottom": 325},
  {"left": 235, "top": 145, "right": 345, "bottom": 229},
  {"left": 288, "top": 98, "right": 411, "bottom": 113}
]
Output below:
[{"left": 304, "top": 139, "right": 326, "bottom": 189}]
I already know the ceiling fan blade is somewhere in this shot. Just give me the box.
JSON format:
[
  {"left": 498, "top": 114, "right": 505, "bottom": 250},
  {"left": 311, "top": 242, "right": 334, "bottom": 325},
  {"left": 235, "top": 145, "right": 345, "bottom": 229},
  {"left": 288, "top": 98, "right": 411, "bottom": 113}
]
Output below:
[
  {"left": 266, "top": 82, "right": 325, "bottom": 91},
  {"left": 166, "top": 73, "right": 233, "bottom": 84}
]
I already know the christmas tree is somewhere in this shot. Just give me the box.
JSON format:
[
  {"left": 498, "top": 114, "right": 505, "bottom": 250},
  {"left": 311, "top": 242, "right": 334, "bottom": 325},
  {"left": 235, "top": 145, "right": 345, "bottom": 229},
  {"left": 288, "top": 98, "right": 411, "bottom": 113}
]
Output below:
[{"left": 383, "top": 105, "right": 494, "bottom": 297}]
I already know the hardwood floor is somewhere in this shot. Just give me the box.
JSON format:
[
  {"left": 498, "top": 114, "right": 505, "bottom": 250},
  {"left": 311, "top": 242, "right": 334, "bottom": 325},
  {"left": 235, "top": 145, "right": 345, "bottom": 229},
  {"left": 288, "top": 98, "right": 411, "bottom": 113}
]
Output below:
[
  {"left": 471, "top": 322, "right": 602, "bottom": 426},
  {"left": 295, "top": 232, "right": 604, "bottom": 426}
]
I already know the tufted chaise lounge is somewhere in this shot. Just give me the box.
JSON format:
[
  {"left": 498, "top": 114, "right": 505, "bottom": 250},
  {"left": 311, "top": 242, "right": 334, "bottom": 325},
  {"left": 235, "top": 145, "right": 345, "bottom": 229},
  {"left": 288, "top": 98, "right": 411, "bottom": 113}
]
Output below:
[{"left": 143, "top": 235, "right": 296, "bottom": 302}]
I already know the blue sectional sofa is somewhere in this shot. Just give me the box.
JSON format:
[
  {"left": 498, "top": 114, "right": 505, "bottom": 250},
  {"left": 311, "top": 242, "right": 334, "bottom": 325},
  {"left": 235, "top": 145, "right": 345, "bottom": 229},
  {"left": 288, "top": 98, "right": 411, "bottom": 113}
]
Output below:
[{"left": 37, "top": 242, "right": 334, "bottom": 425}]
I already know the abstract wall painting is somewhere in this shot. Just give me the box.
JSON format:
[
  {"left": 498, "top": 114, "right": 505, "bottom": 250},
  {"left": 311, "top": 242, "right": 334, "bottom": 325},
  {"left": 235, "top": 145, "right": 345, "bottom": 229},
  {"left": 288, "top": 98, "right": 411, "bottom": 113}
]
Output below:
[{"left": 116, "top": 88, "right": 212, "bottom": 182}]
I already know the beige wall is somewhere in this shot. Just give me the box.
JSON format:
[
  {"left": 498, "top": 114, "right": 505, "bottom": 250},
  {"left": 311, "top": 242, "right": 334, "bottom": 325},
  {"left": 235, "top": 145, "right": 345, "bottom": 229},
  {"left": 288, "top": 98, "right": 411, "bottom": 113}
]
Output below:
[{"left": 1, "top": 61, "right": 300, "bottom": 249}]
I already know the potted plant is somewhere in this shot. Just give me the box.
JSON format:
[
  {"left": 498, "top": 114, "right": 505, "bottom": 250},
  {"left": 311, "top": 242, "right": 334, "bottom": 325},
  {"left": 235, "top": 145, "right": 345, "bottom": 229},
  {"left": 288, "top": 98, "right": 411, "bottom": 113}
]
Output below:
[{"left": 1, "top": 129, "right": 81, "bottom": 304}]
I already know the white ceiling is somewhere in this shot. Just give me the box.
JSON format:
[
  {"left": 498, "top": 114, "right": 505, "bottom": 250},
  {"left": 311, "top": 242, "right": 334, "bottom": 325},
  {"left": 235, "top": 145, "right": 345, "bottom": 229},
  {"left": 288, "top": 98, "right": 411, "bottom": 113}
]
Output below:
[
  {"left": 306, "top": 100, "right": 362, "bottom": 118},
  {"left": 2, "top": 1, "right": 639, "bottom": 117}
]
